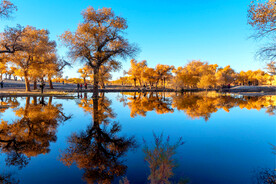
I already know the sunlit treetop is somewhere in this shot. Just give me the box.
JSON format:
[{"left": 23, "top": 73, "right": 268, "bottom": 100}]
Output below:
[
  {"left": 0, "top": 0, "right": 17, "bottom": 19},
  {"left": 60, "top": 6, "right": 137, "bottom": 66},
  {"left": 248, "top": 0, "right": 276, "bottom": 37}
]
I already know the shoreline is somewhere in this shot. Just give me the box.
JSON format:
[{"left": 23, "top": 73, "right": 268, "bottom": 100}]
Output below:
[
  {"left": 0, "top": 87, "right": 275, "bottom": 97},
  {"left": 0, "top": 81, "right": 275, "bottom": 97}
]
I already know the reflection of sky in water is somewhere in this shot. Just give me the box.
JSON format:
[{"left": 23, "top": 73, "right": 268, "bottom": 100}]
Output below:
[{"left": 0, "top": 93, "right": 275, "bottom": 184}]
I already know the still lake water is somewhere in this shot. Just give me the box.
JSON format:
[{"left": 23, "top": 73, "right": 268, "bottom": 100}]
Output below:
[{"left": 0, "top": 92, "right": 275, "bottom": 184}]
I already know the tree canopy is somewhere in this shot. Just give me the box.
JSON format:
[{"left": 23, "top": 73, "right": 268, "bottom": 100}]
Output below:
[{"left": 60, "top": 7, "right": 137, "bottom": 96}]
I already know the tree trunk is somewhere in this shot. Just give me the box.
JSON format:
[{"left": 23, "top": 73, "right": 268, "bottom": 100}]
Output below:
[
  {"left": 0, "top": 73, "right": 2, "bottom": 80},
  {"left": 48, "top": 76, "right": 53, "bottom": 89},
  {"left": 93, "top": 94, "right": 99, "bottom": 126},
  {"left": 33, "top": 96, "right": 37, "bottom": 105},
  {"left": 33, "top": 80, "right": 37, "bottom": 90},
  {"left": 83, "top": 77, "right": 86, "bottom": 84},
  {"left": 48, "top": 96, "right": 52, "bottom": 106},
  {"left": 134, "top": 78, "right": 136, "bottom": 87},
  {"left": 101, "top": 78, "right": 105, "bottom": 89},
  {"left": 24, "top": 73, "right": 30, "bottom": 92},
  {"left": 93, "top": 67, "right": 99, "bottom": 98},
  {"left": 138, "top": 79, "right": 142, "bottom": 87},
  {"left": 25, "top": 97, "right": 30, "bottom": 115}
]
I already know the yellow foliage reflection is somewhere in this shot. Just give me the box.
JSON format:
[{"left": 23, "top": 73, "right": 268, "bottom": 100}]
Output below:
[
  {"left": 122, "top": 92, "right": 174, "bottom": 118},
  {"left": 60, "top": 93, "right": 136, "bottom": 184},
  {"left": 120, "top": 92, "right": 276, "bottom": 121},
  {"left": 173, "top": 94, "right": 276, "bottom": 121},
  {"left": 0, "top": 97, "right": 19, "bottom": 113},
  {"left": 0, "top": 96, "right": 71, "bottom": 168}
]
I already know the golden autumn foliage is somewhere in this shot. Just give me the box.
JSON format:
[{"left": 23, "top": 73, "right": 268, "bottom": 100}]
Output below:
[
  {"left": 0, "top": 25, "right": 25, "bottom": 54},
  {"left": 78, "top": 65, "right": 92, "bottom": 84},
  {"left": 127, "top": 59, "right": 147, "bottom": 87},
  {"left": 89, "top": 60, "right": 121, "bottom": 88},
  {"left": 0, "top": 61, "right": 7, "bottom": 80},
  {"left": 248, "top": 0, "right": 276, "bottom": 38},
  {"left": 0, "top": 0, "right": 16, "bottom": 19},
  {"left": 111, "top": 59, "right": 275, "bottom": 89},
  {"left": 125, "top": 60, "right": 174, "bottom": 89},
  {"left": 248, "top": 0, "right": 276, "bottom": 60},
  {"left": 6, "top": 26, "right": 56, "bottom": 91},
  {"left": 60, "top": 7, "right": 137, "bottom": 97},
  {"left": 266, "top": 61, "right": 276, "bottom": 75},
  {"left": 112, "top": 58, "right": 276, "bottom": 90}
]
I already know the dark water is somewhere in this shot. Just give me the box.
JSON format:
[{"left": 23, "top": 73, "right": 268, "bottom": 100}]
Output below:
[{"left": 0, "top": 92, "right": 275, "bottom": 184}]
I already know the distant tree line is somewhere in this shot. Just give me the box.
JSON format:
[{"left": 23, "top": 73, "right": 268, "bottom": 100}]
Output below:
[{"left": 110, "top": 60, "right": 276, "bottom": 90}]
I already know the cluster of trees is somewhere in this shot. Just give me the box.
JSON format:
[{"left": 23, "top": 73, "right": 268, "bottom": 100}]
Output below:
[
  {"left": 112, "top": 60, "right": 276, "bottom": 90},
  {"left": 1, "top": 1, "right": 130, "bottom": 94},
  {"left": 1, "top": 26, "right": 69, "bottom": 91},
  {"left": 76, "top": 60, "right": 121, "bottom": 88},
  {"left": 125, "top": 59, "right": 174, "bottom": 89},
  {"left": 61, "top": 0, "right": 276, "bottom": 90},
  {"left": 0, "top": 1, "right": 69, "bottom": 91}
]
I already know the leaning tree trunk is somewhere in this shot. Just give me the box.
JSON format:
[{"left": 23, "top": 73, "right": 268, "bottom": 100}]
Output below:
[
  {"left": 48, "top": 76, "right": 53, "bottom": 89},
  {"left": 24, "top": 72, "right": 30, "bottom": 92},
  {"left": 93, "top": 67, "right": 99, "bottom": 98},
  {"left": 33, "top": 79, "right": 37, "bottom": 90}
]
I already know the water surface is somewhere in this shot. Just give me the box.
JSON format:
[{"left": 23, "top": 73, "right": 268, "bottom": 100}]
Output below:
[{"left": 0, "top": 92, "right": 275, "bottom": 184}]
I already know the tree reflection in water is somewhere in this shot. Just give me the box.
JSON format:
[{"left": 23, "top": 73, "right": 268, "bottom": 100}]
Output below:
[
  {"left": 0, "top": 97, "right": 20, "bottom": 114},
  {"left": 172, "top": 94, "right": 276, "bottom": 121},
  {"left": 60, "top": 92, "right": 136, "bottom": 184},
  {"left": 0, "top": 172, "right": 19, "bottom": 184},
  {"left": 143, "top": 133, "right": 187, "bottom": 184},
  {"left": 119, "top": 92, "right": 174, "bottom": 118},
  {"left": 0, "top": 96, "right": 71, "bottom": 169},
  {"left": 254, "top": 144, "right": 276, "bottom": 184},
  {"left": 119, "top": 92, "right": 276, "bottom": 121}
]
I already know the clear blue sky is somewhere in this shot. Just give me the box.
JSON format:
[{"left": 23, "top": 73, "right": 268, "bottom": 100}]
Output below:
[{"left": 1, "top": 0, "right": 266, "bottom": 79}]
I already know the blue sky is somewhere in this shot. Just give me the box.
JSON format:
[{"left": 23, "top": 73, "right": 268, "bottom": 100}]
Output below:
[{"left": 1, "top": 0, "right": 266, "bottom": 79}]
